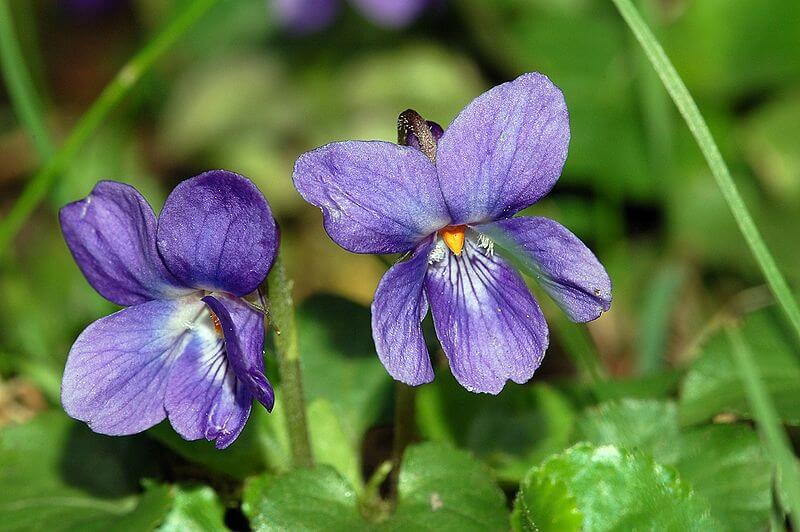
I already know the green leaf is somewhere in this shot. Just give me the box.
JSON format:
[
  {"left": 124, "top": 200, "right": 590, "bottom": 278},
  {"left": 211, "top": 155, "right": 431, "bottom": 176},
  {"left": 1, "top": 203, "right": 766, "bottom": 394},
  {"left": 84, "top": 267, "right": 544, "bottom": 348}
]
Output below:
[
  {"left": 575, "top": 399, "right": 773, "bottom": 530},
  {"left": 0, "top": 412, "right": 172, "bottom": 531},
  {"left": 389, "top": 443, "right": 509, "bottom": 530},
  {"left": 679, "top": 308, "right": 800, "bottom": 426},
  {"left": 576, "top": 399, "right": 681, "bottom": 464},
  {"left": 676, "top": 424, "right": 772, "bottom": 532},
  {"left": 514, "top": 443, "right": 720, "bottom": 531},
  {"left": 297, "top": 295, "right": 392, "bottom": 443},
  {"left": 512, "top": 470, "right": 582, "bottom": 532},
  {"left": 243, "top": 443, "right": 508, "bottom": 531},
  {"left": 159, "top": 485, "right": 227, "bottom": 532},
  {"left": 242, "top": 467, "right": 365, "bottom": 531},
  {"left": 308, "top": 399, "right": 362, "bottom": 491},
  {"left": 417, "top": 373, "right": 575, "bottom": 483}
]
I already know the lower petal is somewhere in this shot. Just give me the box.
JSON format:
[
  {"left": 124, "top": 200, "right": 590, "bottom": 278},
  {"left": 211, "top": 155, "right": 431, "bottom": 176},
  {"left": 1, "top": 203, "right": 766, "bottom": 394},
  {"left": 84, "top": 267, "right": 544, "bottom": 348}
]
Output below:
[
  {"left": 61, "top": 297, "right": 200, "bottom": 435},
  {"left": 477, "top": 216, "right": 611, "bottom": 322},
  {"left": 165, "top": 294, "right": 270, "bottom": 449},
  {"left": 371, "top": 240, "right": 435, "bottom": 386},
  {"left": 203, "top": 294, "right": 274, "bottom": 410},
  {"left": 164, "top": 328, "right": 252, "bottom": 449},
  {"left": 425, "top": 240, "right": 549, "bottom": 394}
]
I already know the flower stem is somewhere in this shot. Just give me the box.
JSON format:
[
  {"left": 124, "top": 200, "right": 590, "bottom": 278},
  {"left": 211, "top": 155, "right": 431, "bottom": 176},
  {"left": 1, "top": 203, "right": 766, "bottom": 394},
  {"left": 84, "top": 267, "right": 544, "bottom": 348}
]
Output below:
[
  {"left": 0, "top": 0, "right": 55, "bottom": 160},
  {"left": 726, "top": 326, "right": 800, "bottom": 529},
  {"left": 389, "top": 381, "right": 416, "bottom": 504},
  {"left": 0, "top": 0, "right": 220, "bottom": 257},
  {"left": 610, "top": 0, "right": 800, "bottom": 343},
  {"left": 267, "top": 253, "right": 314, "bottom": 468}
]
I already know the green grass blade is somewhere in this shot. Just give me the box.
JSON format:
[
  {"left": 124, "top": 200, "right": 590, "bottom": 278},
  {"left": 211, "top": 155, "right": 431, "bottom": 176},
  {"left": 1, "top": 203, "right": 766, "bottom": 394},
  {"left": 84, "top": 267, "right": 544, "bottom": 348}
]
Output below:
[
  {"left": 610, "top": 0, "right": 800, "bottom": 343},
  {"left": 727, "top": 326, "right": 800, "bottom": 529},
  {"left": 0, "top": 0, "right": 220, "bottom": 257},
  {"left": 0, "top": 0, "right": 55, "bottom": 159}
]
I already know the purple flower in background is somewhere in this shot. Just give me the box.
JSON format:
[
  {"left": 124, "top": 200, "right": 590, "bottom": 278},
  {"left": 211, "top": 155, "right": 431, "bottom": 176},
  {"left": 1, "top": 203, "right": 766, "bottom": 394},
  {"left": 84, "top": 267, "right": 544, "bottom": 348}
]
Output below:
[
  {"left": 272, "top": 0, "right": 429, "bottom": 33},
  {"left": 60, "top": 171, "right": 278, "bottom": 448},
  {"left": 293, "top": 73, "right": 612, "bottom": 394}
]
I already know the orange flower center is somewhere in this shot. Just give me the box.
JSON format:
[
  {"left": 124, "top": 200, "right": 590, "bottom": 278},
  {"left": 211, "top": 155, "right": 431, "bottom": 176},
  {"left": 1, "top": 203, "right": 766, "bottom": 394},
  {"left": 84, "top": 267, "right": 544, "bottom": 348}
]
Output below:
[{"left": 439, "top": 225, "right": 466, "bottom": 256}]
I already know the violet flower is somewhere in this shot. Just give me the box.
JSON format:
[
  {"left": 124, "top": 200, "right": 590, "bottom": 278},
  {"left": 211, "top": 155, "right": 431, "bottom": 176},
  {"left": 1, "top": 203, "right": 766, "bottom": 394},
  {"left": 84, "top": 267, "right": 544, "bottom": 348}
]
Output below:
[
  {"left": 293, "top": 73, "right": 612, "bottom": 394},
  {"left": 59, "top": 171, "right": 278, "bottom": 448},
  {"left": 272, "top": 0, "right": 429, "bottom": 33}
]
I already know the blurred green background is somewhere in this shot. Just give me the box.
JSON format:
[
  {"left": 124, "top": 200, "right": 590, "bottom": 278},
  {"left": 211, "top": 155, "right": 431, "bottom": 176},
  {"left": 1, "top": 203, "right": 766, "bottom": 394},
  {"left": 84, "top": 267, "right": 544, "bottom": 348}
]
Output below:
[{"left": 1, "top": 0, "right": 799, "bottom": 529}]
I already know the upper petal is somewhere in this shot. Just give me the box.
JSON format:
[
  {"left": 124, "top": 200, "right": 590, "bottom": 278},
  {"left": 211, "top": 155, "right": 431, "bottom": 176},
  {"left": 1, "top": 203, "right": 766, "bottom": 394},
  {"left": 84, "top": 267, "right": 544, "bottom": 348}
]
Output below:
[
  {"left": 61, "top": 297, "right": 200, "bottom": 436},
  {"left": 59, "top": 181, "right": 189, "bottom": 306},
  {"left": 425, "top": 238, "right": 549, "bottom": 394},
  {"left": 371, "top": 239, "right": 435, "bottom": 386},
  {"left": 350, "top": 0, "right": 428, "bottom": 27},
  {"left": 292, "top": 141, "right": 451, "bottom": 254},
  {"left": 435, "top": 73, "right": 570, "bottom": 224},
  {"left": 156, "top": 170, "right": 279, "bottom": 296},
  {"left": 477, "top": 217, "right": 611, "bottom": 322}
]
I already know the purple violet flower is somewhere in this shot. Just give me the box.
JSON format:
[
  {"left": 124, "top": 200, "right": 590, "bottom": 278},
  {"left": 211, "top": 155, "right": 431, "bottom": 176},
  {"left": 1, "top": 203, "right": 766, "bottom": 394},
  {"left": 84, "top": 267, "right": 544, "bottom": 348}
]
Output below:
[
  {"left": 292, "top": 73, "right": 612, "bottom": 394},
  {"left": 59, "top": 171, "right": 279, "bottom": 448},
  {"left": 271, "top": 0, "right": 429, "bottom": 33}
]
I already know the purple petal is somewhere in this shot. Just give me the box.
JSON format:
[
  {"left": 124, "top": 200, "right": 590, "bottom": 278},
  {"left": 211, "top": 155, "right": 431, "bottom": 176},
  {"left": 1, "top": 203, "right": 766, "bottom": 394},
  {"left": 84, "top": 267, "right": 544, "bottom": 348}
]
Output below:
[
  {"left": 163, "top": 328, "right": 252, "bottom": 450},
  {"left": 164, "top": 294, "right": 271, "bottom": 449},
  {"left": 371, "top": 239, "right": 435, "bottom": 386},
  {"left": 435, "top": 73, "right": 570, "bottom": 224},
  {"left": 350, "top": 0, "right": 428, "bottom": 27},
  {"left": 59, "top": 181, "right": 189, "bottom": 306},
  {"left": 205, "top": 382, "right": 252, "bottom": 449},
  {"left": 156, "top": 171, "right": 279, "bottom": 296},
  {"left": 477, "top": 217, "right": 611, "bottom": 322},
  {"left": 61, "top": 297, "right": 199, "bottom": 436},
  {"left": 425, "top": 238, "right": 548, "bottom": 394},
  {"left": 202, "top": 294, "right": 274, "bottom": 410},
  {"left": 292, "top": 141, "right": 450, "bottom": 254},
  {"left": 271, "top": 0, "right": 340, "bottom": 33}
]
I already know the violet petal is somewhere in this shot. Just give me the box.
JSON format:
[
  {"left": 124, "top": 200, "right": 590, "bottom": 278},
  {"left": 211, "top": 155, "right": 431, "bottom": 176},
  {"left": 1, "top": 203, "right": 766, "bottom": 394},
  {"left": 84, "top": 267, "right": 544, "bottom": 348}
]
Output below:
[
  {"left": 436, "top": 72, "right": 570, "bottom": 224},
  {"left": 425, "top": 239, "right": 548, "bottom": 394},
  {"left": 205, "top": 381, "right": 252, "bottom": 449},
  {"left": 371, "top": 239, "right": 435, "bottom": 386},
  {"left": 156, "top": 170, "right": 279, "bottom": 297},
  {"left": 292, "top": 141, "right": 451, "bottom": 254},
  {"left": 202, "top": 294, "right": 274, "bottom": 410},
  {"left": 477, "top": 216, "right": 612, "bottom": 322},
  {"left": 61, "top": 297, "right": 199, "bottom": 436},
  {"left": 59, "top": 181, "right": 189, "bottom": 306}
]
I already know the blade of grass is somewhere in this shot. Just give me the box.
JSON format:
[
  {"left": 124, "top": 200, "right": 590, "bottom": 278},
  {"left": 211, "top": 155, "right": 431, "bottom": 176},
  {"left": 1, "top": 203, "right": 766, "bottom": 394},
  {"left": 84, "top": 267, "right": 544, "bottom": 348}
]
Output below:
[
  {"left": 726, "top": 326, "right": 800, "bottom": 529},
  {"left": 610, "top": 0, "right": 800, "bottom": 343},
  {"left": 0, "top": 0, "right": 55, "bottom": 159},
  {"left": 0, "top": 0, "right": 220, "bottom": 257}
]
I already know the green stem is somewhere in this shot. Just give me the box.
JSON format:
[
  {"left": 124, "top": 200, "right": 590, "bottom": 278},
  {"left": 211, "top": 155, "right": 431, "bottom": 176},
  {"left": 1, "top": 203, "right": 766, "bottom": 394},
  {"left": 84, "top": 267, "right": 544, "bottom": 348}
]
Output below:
[
  {"left": 610, "top": 0, "right": 800, "bottom": 343},
  {"left": 0, "top": 0, "right": 220, "bottom": 256},
  {"left": 389, "top": 382, "right": 416, "bottom": 504},
  {"left": 267, "top": 253, "right": 314, "bottom": 468},
  {"left": 0, "top": 0, "right": 55, "bottom": 159},
  {"left": 726, "top": 326, "right": 800, "bottom": 529}
]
